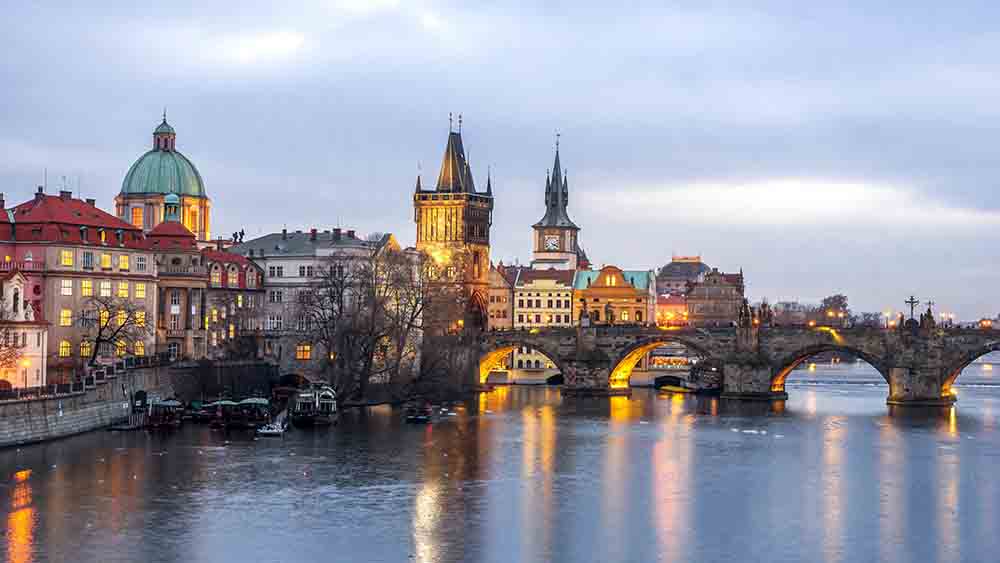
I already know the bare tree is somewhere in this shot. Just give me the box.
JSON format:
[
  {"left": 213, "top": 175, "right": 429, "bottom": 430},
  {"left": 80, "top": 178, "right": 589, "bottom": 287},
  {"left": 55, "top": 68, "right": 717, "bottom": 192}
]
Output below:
[
  {"left": 0, "top": 292, "right": 24, "bottom": 379},
  {"left": 207, "top": 292, "right": 261, "bottom": 360},
  {"left": 77, "top": 295, "right": 152, "bottom": 366}
]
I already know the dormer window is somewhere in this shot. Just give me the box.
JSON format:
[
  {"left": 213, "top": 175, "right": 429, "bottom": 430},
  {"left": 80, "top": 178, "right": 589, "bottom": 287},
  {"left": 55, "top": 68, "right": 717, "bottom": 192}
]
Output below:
[
  {"left": 80, "top": 226, "right": 88, "bottom": 242},
  {"left": 99, "top": 229, "right": 106, "bottom": 244}
]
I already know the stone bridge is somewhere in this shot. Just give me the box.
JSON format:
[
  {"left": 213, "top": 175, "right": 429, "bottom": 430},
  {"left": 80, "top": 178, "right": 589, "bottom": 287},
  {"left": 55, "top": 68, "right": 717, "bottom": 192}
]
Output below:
[{"left": 472, "top": 325, "right": 1000, "bottom": 406}]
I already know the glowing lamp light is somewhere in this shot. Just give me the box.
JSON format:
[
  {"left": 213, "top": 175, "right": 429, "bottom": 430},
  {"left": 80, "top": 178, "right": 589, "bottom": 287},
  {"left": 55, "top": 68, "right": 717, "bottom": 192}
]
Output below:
[
  {"left": 808, "top": 320, "right": 817, "bottom": 327},
  {"left": 20, "top": 359, "right": 30, "bottom": 368}
]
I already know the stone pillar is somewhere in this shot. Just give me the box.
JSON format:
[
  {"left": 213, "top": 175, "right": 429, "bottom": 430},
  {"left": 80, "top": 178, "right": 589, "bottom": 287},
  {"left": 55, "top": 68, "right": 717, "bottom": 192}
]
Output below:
[
  {"left": 886, "top": 365, "right": 955, "bottom": 406},
  {"left": 719, "top": 361, "right": 786, "bottom": 401}
]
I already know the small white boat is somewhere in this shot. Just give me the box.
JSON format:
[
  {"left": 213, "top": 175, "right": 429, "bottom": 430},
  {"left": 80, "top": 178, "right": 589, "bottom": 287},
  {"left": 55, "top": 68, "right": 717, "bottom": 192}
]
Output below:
[{"left": 256, "top": 422, "right": 286, "bottom": 437}]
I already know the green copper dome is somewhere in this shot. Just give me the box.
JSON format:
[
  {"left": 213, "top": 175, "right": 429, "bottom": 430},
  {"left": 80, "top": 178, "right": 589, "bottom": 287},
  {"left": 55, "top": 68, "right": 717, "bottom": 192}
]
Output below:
[{"left": 120, "top": 119, "right": 206, "bottom": 198}]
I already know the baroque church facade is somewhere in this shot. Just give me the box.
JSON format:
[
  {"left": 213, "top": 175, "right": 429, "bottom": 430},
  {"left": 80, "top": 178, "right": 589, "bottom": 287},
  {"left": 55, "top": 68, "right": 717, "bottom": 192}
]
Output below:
[{"left": 115, "top": 116, "right": 212, "bottom": 242}]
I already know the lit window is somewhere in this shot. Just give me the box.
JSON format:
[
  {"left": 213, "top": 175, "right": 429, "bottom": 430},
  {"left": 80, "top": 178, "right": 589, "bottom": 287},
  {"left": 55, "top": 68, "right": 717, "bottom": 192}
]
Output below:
[
  {"left": 228, "top": 268, "right": 239, "bottom": 286},
  {"left": 99, "top": 280, "right": 111, "bottom": 297},
  {"left": 59, "top": 309, "right": 72, "bottom": 326},
  {"left": 80, "top": 341, "right": 92, "bottom": 358},
  {"left": 59, "top": 340, "right": 71, "bottom": 357},
  {"left": 237, "top": 294, "right": 243, "bottom": 308},
  {"left": 115, "top": 340, "right": 126, "bottom": 357},
  {"left": 136, "top": 311, "right": 146, "bottom": 327},
  {"left": 229, "top": 324, "right": 235, "bottom": 338},
  {"left": 99, "top": 230, "right": 106, "bottom": 243},
  {"left": 118, "top": 282, "right": 129, "bottom": 298},
  {"left": 621, "top": 311, "right": 629, "bottom": 322},
  {"left": 116, "top": 310, "right": 126, "bottom": 326},
  {"left": 296, "top": 344, "right": 312, "bottom": 360},
  {"left": 131, "top": 207, "right": 143, "bottom": 228},
  {"left": 210, "top": 268, "right": 221, "bottom": 286},
  {"left": 100, "top": 254, "right": 111, "bottom": 268},
  {"left": 134, "top": 341, "right": 145, "bottom": 356},
  {"left": 81, "top": 279, "right": 93, "bottom": 296},
  {"left": 204, "top": 316, "right": 209, "bottom": 330},
  {"left": 119, "top": 255, "right": 129, "bottom": 270},
  {"left": 60, "top": 250, "right": 73, "bottom": 266},
  {"left": 135, "top": 283, "right": 146, "bottom": 299},
  {"left": 211, "top": 308, "right": 218, "bottom": 322},
  {"left": 247, "top": 272, "right": 256, "bottom": 288},
  {"left": 99, "top": 309, "right": 110, "bottom": 326},
  {"left": 61, "top": 279, "right": 73, "bottom": 296}
]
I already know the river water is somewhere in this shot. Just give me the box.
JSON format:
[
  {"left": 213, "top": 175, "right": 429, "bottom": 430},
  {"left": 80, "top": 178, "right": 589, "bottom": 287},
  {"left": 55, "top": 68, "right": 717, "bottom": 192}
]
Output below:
[{"left": 2, "top": 361, "right": 1000, "bottom": 563}]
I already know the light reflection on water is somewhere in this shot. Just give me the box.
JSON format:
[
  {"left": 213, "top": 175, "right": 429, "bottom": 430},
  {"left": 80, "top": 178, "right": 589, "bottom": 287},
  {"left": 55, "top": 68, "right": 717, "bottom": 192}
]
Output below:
[{"left": 2, "top": 364, "right": 1000, "bottom": 562}]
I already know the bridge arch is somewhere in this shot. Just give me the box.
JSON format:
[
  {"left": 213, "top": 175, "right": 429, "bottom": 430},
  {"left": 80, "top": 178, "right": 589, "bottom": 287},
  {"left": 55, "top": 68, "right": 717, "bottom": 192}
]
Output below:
[
  {"left": 608, "top": 334, "right": 716, "bottom": 389},
  {"left": 478, "top": 339, "right": 567, "bottom": 385},
  {"left": 941, "top": 340, "right": 1000, "bottom": 397},
  {"left": 770, "top": 344, "right": 889, "bottom": 394}
]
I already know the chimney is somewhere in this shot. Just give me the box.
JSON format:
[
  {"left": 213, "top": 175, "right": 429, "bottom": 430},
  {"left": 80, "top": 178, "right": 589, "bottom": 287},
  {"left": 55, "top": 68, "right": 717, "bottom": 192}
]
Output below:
[
  {"left": 281, "top": 228, "right": 287, "bottom": 240},
  {"left": 333, "top": 228, "right": 341, "bottom": 241},
  {"left": 85, "top": 198, "right": 96, "bottom": 206},
  {"left": 347, "top": 229, "right": 355, "bottom": 239},
  {"left": 59, "top": 190, "right": 72, "bottom": 200},
  {"left": 35, "top": 186, "right": 44, "bottom": 201},
  {"left": 0, "top": 193, "right": 5, "bottom": 209},
  {"left": 310, "top": 228, "right": 317, "bottom": 241},
  {"left": 216, "top": 238, "right": 224, "bottom": 251}
]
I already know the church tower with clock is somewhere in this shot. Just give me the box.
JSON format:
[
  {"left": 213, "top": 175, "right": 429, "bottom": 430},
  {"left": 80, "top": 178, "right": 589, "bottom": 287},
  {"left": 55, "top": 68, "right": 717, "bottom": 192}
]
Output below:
[{"left": 531, "top": 140, "right": 588, "bottom": 270}]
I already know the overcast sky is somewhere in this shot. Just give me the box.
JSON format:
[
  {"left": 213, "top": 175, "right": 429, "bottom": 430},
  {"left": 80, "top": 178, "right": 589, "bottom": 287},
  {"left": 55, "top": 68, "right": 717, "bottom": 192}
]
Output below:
[{"left": 3, "top": 1, "right": 1000, "bottom": 318}]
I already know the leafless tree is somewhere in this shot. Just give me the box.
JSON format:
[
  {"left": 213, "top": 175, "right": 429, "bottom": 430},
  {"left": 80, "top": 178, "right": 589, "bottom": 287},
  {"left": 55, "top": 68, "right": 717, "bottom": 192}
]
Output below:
[
  {"left": 0, "top": 293, "right": 24, "bottom": 378},
  {"left": 296, "top": 235, "right": 477, "bottom": 403},
  {"left": 77, "top": 295, "right": 152, "bottom": 366},
  {"left": 208, "top": 291, "right": 262, "bottom": 360}
]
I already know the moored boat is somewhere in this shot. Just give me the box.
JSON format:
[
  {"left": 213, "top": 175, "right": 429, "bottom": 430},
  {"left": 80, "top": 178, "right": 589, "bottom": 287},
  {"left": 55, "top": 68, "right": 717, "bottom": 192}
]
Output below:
[{"left": 290, "top": 385, "right": 338, "bottom": 427}]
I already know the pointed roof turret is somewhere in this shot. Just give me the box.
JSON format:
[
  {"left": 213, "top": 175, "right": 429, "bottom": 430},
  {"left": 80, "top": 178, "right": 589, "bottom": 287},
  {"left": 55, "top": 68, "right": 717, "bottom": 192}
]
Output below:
[
  {"left": 434, "top": 120, "right": 476, "bottom": 193},
  {"left": 533, "top": 139, "right": 578, "bottom": 229},
  {"left": 414, "top": 174, "right": 422, "bottom": 193},
  {"left": 485, "top": 166, "right": 493, "bottom": 195}
]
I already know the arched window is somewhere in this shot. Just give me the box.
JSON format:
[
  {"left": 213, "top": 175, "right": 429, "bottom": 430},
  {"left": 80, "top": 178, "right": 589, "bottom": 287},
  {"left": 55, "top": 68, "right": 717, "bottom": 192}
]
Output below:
[
  {"left": 80, "top": 341, "right": 92, "bottom": 358},
  {"left": 228, "top": 266, "right": 239, "bottom": 287},
  {"left": 12, "top": 289, "right": 19, "bottom": 314},
  {"left": 517, "top": 360, "right": 523, "bottom": 368},
  {"left": 210, "top": 265, "right": 222, "bottom": 286},
  {"left": 534, "top": 360, "right": 541, "bottom": 369},
  {"left": 58, "top": 340, "right": 71, "bottom": 357}
]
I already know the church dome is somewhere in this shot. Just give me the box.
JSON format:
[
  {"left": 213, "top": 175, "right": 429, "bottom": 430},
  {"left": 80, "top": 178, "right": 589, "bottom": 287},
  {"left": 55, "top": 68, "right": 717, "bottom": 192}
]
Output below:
[{"left": 120, "top": 118, "right": 206, "bottom": 198}]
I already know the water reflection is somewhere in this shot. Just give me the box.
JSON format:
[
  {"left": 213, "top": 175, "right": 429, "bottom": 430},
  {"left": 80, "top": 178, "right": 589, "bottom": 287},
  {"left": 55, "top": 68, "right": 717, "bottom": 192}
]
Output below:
[
  {"left": 7, "top": 469, "right": 34, "bottom": 563},
  {"left": 2, "top": 380, "right": 1000, "bottom": 563}
]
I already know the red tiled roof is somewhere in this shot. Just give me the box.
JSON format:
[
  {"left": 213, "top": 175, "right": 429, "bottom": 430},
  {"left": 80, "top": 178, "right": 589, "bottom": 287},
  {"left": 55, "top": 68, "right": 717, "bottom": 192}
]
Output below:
[
  {"left": 516, "top": 267, "right": 575, "bottom": 286},
  {"left": 146, "top": 220, "right": 197, "bottom": 250},
  {"left": 6, "top": 193, "right": 146, "bottom": 247},
  {"left": 202, "top": 248, "right": 256, "bottom": 268},
  {"left": 658, "top": 294, "right": 686, "bottom": 305}
]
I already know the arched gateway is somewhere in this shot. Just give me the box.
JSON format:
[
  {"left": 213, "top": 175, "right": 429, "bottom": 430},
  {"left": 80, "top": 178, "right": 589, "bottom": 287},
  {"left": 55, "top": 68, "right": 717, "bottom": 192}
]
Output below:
[{"left": 472, "top": 325, "right": 1000, "bottom": 406}]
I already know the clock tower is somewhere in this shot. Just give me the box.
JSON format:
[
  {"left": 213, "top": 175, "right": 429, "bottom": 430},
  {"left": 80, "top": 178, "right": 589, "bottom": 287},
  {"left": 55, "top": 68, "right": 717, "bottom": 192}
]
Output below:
[{"left": 531, "top": 140, "right": 587, "bottom": 270}]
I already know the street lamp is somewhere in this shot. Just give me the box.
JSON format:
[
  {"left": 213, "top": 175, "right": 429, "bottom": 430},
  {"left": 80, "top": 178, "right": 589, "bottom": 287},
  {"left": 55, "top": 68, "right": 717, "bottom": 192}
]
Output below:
[{"left": 21, "top": 358, "right": 30, "bottom": 388}]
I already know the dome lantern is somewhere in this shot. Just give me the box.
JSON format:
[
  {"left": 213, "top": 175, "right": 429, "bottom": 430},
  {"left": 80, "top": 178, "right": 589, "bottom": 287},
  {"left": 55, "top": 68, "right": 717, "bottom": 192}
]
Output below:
[{"left": 153, "top": 111, "right": 176, "bottom": 151}]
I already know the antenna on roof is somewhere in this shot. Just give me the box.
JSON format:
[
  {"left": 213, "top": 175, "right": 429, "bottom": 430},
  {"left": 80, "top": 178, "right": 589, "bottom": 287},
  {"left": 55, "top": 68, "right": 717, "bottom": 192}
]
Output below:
[
  {"left": 555, "top": 131, "right": 560, "bottom": 151},
  {"left": 448, "top": 112, "right": 453, "bottom": 132},
  {"left": 458, "top": 113, "right": 463, "bottom": 133}
]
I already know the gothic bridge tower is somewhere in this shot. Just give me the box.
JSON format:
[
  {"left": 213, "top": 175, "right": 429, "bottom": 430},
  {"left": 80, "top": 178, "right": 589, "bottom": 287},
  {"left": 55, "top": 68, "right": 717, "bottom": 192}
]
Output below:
[{"left": 414, "top": 116, "right": 494, "bottom": 330}]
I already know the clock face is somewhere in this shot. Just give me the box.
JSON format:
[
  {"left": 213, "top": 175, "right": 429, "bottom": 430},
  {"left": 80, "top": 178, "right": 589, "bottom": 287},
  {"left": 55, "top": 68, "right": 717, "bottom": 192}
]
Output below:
[{"left": 544, "top": 235, "right": 560, "bottom": 251}]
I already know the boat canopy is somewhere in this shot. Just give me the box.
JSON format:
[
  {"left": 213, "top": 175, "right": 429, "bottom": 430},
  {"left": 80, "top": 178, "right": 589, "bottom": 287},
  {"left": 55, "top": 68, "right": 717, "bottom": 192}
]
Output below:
[{"left": 239, "top": 398, "right": 270, "bottom": 406}]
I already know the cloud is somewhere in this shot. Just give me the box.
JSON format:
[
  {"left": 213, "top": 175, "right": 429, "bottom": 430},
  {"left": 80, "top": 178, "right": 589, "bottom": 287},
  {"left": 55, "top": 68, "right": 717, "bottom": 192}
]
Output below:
[
  {"left": 214, "top": 30, "right": 307, "bottom": 66},
  {"left": 583, "top": 180, "right": 1000, "bottom": 232}
]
